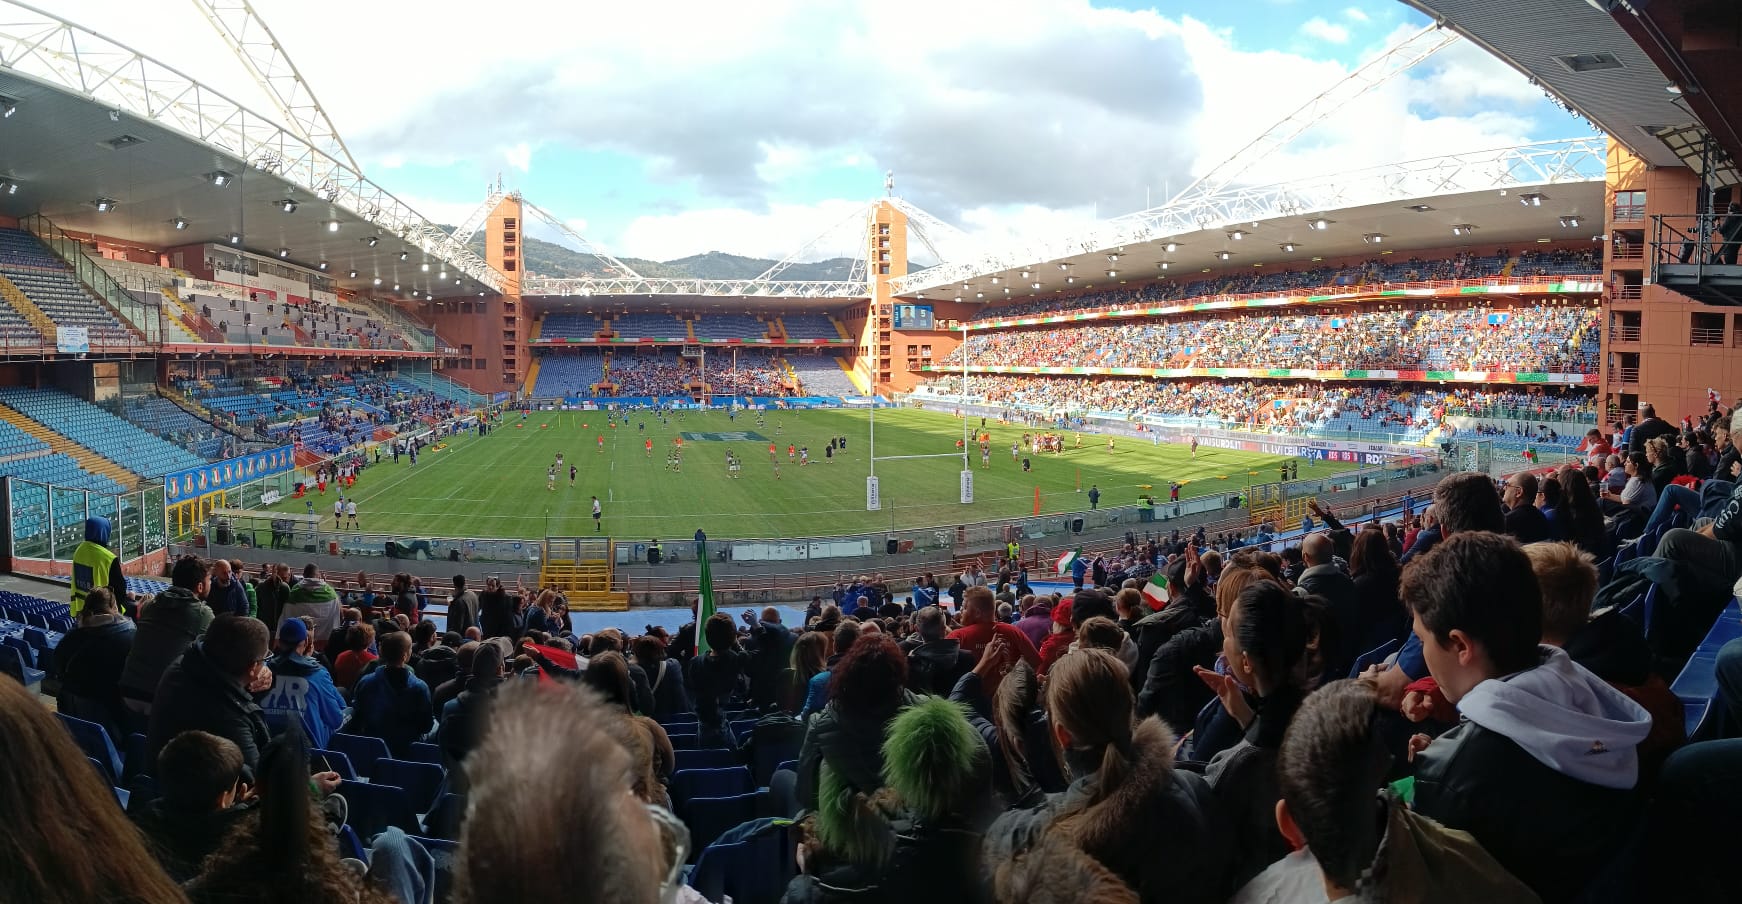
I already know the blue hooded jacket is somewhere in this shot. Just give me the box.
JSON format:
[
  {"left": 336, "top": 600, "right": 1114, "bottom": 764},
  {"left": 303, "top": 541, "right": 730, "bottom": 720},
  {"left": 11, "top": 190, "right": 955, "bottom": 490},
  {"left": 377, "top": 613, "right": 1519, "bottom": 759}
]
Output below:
[{"left": 85, "top": 516, "right": 111, "bottom": 544}]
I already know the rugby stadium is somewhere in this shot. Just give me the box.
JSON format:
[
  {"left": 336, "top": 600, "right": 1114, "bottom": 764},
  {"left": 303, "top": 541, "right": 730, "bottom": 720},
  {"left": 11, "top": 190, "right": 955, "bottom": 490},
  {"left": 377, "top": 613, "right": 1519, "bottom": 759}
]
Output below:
[{"left": 1, "top": 0, "right": 1741, "bottom": 901}]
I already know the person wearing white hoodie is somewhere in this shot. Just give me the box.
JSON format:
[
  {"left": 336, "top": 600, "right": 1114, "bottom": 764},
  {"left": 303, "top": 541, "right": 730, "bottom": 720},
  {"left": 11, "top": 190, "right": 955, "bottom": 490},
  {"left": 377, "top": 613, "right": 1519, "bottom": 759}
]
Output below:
[{"left": 1402, "top": 531, "right": 1652, "bottom": 904}]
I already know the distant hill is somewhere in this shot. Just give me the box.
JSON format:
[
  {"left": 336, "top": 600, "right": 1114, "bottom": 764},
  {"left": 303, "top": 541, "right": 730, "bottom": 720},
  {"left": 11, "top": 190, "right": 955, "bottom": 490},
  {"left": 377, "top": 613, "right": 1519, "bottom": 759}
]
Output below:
[{"left": 449, "top": 228, "right": 859, "bottom": 280}]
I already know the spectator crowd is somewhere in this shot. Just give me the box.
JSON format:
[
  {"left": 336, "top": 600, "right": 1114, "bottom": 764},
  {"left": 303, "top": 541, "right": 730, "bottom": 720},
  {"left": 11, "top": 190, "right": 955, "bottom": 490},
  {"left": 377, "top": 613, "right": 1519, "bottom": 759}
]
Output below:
[
  {"left": 972, "top": 247, "right": 1600, "bottom": 323},
  {"left": 8, "top": 392, "right": 1742, "bottom": 904},
  {"left": 948, "top": 301, "right": 1601, "bottom": 375}
]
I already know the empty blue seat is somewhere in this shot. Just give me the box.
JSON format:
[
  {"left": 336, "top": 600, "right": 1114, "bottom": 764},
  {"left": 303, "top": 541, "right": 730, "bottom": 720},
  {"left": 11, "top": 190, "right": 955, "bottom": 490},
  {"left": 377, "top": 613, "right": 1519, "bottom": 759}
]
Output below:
[
  {"left": 328, "top": 732, "right": 391, "bottom": 778},
  {"left": 670, "top": 766, "right": 754, "bottom": 815},
  {"left": 685, "top": 792, "right": 760, "bottom": 862},
  {"left": 339, "top": 780, "right": 420, "bottom": 838},
  {"left": 1, "top": 634, "right": 33, "bottom": 668},
  {"left": 667, "top": 733, "right": 699, "bottom": 750},
  {"left": 372, "top": 758, "right": 445, "bottom": 814},
  {"left": 406, "top": 741, "right": 443, "bottom": 765},
  {"left": 676, "top": 748, "right": 743, "bottom": 773},
  {"left": 58, "top": 712, "right": 123, "bottom": 786}
]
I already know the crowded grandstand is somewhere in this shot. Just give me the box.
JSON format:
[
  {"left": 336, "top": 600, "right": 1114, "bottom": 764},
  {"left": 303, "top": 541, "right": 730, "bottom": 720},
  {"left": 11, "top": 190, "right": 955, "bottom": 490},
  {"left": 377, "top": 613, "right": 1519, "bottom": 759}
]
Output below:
[{"left": 5, "top": 0, "right": 1742, "bottom": 902}]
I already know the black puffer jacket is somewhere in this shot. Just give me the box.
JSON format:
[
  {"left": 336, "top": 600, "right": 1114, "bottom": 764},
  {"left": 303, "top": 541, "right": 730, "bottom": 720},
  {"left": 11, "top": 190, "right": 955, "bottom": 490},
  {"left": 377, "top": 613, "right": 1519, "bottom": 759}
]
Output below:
[
  {"left": 783, "top": 819, "right": 990, "bottom": 904},
  {"left": 984, "top": 717, "right": 1234, "bottom": 903},
  {"left": 1138, "top": 617, "right": 1222, "bottom": 736},
  {"left": 144, "top": 641, "right": 271, "bottom": 782},
  {"left": 907, "top": 638, "right": 974, "bottom": 696},
  {"left": 797, "top": 689, "right": 920, "bottom": 812}
]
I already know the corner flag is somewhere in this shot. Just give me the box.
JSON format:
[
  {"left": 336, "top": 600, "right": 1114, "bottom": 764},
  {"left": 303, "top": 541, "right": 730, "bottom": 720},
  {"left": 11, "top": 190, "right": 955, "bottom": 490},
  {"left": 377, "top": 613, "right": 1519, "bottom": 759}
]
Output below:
[{"left": 695, "top": 529, "right": 717, "bottom": 655}]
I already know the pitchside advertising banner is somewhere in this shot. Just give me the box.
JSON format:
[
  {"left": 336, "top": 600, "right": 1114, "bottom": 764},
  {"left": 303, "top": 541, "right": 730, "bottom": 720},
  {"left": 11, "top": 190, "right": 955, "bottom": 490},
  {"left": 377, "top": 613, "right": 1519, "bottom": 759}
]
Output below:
[
  {"left": 55, "top": 325, "right": 88, "bottom": 354},
  {"left": 164, "top": 445, "right": 298, "bottom": 502},
  {"left": 922, "top": 364, "right": 1598, "bottom": 386}
]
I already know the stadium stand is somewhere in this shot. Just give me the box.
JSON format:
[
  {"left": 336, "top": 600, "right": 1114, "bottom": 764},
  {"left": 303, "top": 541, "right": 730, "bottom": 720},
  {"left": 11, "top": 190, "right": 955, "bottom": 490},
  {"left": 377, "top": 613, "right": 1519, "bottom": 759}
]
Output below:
[
  {"left": 0, "top": 387, "right": 207, "bottom": 479},
  {"left": 917, "top": 374, "right": 1595, "bottom": 444},
  {"left": 538, "top": 312, "right": 608, "bottom": 341},
  {"left": 970, "top": 249, "right": 1599, "bottom": 322},
  {"left": 611, "top": 312, "right": 688, "bottom": 339},
  {"left": 779, "top": 313, "right": 842, "bottom": 340},
  {"left": 691, "top": 314, "right": 769, "bottom": 341},
  {"left": 532, "top": 353, "right": 607, "bottom": 396},
  {"left": 787, "top": 353, "right": 857, "bottom": 396},
  {"left": 0, "top": 230, "right": 136, "bottom": 344},
  {"left": 947, "top": 301, "right": 1601, "bottom": 374},
  {"left": 117, "top": 396, "right": 231, "bottom": 460}
]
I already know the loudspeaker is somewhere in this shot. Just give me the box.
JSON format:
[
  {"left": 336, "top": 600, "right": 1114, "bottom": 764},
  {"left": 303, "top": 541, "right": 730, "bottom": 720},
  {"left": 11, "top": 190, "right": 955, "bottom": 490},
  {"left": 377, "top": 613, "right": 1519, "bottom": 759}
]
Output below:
[
  {"left": 886, "top": 538, "right": 899, "bottom": 555},
  {"left": 1070, "top": 517, "right": 1084, "bottom": 534}
]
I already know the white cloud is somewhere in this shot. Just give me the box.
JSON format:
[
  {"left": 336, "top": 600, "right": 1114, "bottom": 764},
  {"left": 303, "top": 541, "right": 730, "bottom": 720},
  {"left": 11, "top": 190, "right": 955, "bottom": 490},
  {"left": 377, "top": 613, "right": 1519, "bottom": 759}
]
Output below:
[
  {"left": 41, "top": 0, "right": 1567, "bottom": 262},
  {"left": 1300, "top": 17, "right": 1351, "bottom": 44}
]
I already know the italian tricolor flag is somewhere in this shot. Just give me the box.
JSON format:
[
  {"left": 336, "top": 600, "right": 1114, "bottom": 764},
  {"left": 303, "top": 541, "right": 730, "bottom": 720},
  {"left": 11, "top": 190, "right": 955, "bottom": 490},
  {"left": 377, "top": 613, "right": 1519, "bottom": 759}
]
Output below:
[
  {"left": 1141, "top": 574, "right": 1169, "bottom": 611},
  {"left": 1055, "top": 548, "right": 1081, "bottom": 575}
]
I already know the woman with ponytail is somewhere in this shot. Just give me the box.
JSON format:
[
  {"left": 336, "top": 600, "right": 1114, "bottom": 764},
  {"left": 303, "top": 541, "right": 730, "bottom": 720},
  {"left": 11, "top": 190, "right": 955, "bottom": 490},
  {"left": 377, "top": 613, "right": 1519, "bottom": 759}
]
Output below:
[
  {"left": 985, "top": 648, "right": 1233, "bottom": 902},
  {"left": 1197, "top": 579, "right": 1317, "bottom": 885}
]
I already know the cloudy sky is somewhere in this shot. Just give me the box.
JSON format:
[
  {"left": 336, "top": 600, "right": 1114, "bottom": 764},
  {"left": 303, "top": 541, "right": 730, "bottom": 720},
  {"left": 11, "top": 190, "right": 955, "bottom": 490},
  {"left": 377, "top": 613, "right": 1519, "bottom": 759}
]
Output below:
[{"left": 55, "top": 0, "right": 1593, "bottom": 262}]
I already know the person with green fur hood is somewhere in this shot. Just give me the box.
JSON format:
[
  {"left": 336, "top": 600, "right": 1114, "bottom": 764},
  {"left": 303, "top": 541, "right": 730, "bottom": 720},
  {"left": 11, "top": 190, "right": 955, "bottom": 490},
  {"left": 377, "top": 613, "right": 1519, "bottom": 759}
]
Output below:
[{"left": 784, "top": 691, "right": 994, "bottom": 904}]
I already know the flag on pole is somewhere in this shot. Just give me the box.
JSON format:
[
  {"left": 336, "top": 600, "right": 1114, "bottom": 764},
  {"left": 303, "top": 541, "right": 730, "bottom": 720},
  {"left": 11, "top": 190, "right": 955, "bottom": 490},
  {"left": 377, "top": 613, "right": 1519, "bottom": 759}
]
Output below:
[
  {"left": 1141, "top": 573, "right": 1169, "bottom": 611},
  {"left": 694, "top": 529, "right": 717, "bottom": 655},
  {"left": 1055, "top": 548, "right": 1080, "bottom": 576}
]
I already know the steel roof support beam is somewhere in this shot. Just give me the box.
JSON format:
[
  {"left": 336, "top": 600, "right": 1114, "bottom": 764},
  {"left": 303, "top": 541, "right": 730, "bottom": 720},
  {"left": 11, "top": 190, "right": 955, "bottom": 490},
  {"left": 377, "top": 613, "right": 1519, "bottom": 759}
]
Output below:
[
  {"left": 0, "top": 0, "right": 502, "bottom": 292},
  {"left": 890, "top": 137, "right": 1607, "bottom": 295},
  {"left": 189, "top": 0, "right": 362, "bottom": 172}
]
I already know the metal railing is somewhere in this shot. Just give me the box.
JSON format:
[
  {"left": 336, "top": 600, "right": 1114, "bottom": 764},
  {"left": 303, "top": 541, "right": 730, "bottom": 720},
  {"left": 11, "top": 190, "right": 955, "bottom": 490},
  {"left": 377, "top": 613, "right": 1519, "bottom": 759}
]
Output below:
[
  {"left": 1650, "top": 213, "right": 1742, "bottom": 275},
  {"left": 1613, "top": 284, "right": 1643, "bottom": 301},
  {"left": 21, "top": 214, "right": 162, "bottom": 344},
  {"left": 1609, "top": 325, "right": 1641, "bottom": 342},
  {"left": 1613, "top": 367, "right": 1640, "bottom": 384},
  {"left": 1691, "top": 327, "right": 1727, "bottom": 347},
  {"left": 6, "top": 477, "right": 167, "bottom": 564},
  {"left": 1612, "top": 204, "right": 1646, "bottom": 223}
]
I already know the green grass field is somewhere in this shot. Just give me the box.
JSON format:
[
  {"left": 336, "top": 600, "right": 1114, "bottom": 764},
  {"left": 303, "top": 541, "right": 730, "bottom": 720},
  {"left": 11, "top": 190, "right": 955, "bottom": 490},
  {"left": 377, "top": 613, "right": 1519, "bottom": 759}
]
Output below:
[{"left": 263, "top": 407, "right": 1347, "bottom": 540}]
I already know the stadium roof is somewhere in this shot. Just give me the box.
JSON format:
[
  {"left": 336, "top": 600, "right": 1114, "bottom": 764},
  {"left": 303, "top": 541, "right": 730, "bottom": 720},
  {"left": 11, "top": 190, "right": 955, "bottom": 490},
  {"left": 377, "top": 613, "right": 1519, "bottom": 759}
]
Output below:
[
  {"left": 898, "top": 151, "right": 1606, "bottom": 302},
  {"left": 0, "top": 6, "right": 495, "bottom": 300},
  {"left": 527, "top": 293, "right": 857, "bottom": 312},
  {"left": 1406, "top": 0, "right": 1742, "bottom": 174}
]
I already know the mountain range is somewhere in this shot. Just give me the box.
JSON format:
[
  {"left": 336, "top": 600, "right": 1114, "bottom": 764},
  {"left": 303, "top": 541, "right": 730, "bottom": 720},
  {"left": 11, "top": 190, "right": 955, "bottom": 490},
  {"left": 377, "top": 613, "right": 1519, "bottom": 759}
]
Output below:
[{"left": 451, "top": 228, "right": 859, "bottom": 280}]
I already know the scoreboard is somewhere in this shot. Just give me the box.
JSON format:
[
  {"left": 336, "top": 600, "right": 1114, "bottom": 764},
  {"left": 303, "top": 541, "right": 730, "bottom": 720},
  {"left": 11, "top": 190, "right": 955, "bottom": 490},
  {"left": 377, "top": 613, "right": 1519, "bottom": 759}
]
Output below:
[{"left": 892, "top": 303, "right": 935, "bottom": 330}]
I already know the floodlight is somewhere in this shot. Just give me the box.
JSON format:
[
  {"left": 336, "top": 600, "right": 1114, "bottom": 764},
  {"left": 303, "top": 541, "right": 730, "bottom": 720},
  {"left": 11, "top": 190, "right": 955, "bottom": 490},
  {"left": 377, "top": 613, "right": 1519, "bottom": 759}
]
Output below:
[
  {"left": 93, "top": 198, "right": 117, "bottom": 212},
  {"left": 277, "top": 248, "right": 290, "bottom": 258},
  {"left": 278, "top": 199, "right": 297, "bottom": 213},
  {"left": 206, "top": 170, "right": 232, "bottom": 187},
  {"left": 348, "top": 269, "right": 358, "bottom": 278},
  {"left": 227, "top": 233, "right": 242, "bottom": 245},
  {"left": 169, "top": 217, "right": 188, "bottom": 230}
]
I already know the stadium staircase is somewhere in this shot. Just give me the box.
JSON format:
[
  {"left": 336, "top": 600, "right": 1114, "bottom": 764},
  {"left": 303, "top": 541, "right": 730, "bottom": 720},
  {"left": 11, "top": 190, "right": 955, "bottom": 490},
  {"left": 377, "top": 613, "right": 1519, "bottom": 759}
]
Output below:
[
  {"left": 157, "top": 287, "right": 215, "bottom": 343},
  {"left": 1500, "top": 256, "right": 1518, "bottom": 278},
  {"left": 541, "top": 537, "right": 628, "bottom": 610},
  {"left": 827, "top": 315, "right": 851, "bottom": 341},
  {"left": 0, "top": 404, "right": 137, "bottom": 490},
  {"left": 0, "top": 274, "right": 56, "bottom": 340},
  {"left": 522, "top": 357, "right": 542, "bottom": 397},
  {"left": 686, "top": 319, "right": 697, "bottom": 342}
]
